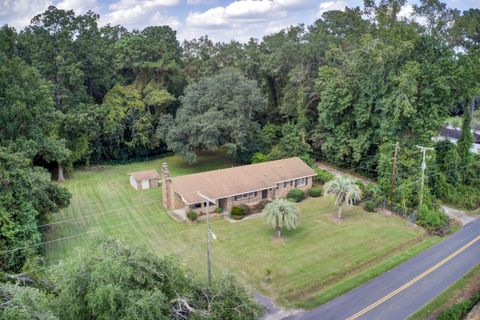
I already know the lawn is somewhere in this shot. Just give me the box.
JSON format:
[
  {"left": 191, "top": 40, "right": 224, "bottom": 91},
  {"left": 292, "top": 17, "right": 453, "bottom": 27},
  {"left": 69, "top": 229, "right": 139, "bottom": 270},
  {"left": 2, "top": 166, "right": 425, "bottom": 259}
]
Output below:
[{"left": 44, "top": 151, "right": 435, "bottom": 309}]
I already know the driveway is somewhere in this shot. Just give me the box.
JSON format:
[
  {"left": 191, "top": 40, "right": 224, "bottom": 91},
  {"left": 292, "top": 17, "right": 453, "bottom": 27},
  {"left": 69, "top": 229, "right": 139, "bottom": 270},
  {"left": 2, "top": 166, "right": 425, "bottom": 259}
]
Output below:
[
  {"left": 286, "top": 218, "right": 480, "bottom": 320},
  {"left": 442, "top": 205, "right": 478, "bottom": 226}
]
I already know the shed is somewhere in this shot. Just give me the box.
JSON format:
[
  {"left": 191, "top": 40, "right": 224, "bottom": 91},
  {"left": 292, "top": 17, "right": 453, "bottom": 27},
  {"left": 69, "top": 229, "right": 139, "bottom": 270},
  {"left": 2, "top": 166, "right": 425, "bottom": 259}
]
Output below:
[{"left": 128, "top": 169, "right": 160, "bottom": 190}]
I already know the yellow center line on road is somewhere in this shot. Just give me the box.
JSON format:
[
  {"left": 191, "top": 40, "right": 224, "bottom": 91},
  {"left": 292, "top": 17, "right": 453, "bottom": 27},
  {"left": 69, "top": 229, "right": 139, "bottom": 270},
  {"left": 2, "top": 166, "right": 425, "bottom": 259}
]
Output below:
[{"left": 345, "top": 235, "right": 480, "bottom": 320}]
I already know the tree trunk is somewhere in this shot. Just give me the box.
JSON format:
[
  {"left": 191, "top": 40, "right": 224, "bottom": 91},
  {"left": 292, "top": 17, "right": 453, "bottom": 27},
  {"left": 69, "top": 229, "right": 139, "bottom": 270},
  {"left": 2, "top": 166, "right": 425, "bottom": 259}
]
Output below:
[
  {"left": 275, "top": 226, "right": 281, "bottom": 238},
  {"left": 57, "top": 162, "right": 65, "bottom": 182},
  {"left": 337, "top": 205, "right": 343, "bottom": 219}
]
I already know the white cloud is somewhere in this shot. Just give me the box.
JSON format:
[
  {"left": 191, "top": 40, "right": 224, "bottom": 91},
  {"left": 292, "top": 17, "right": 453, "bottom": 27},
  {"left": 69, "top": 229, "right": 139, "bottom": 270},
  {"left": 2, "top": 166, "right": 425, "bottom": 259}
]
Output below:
[
  {"left": 317, "top": 0, "right": 347, "bottom": 17},
  {"left": 187, "top": 0, "right": 218, "bottom": 4},
  {"left": 102, "top": 7, "right": 180, "bottom": 30},
  {"left": 101, "top": 0, "right": 181, "bottom": 30},
  {"left": 57, "top": 0, "right": 99, "bottom": 14},
  {"left": 109, "top": 0, "right": 179, "bottom": 11},
  {"left": 182, "top": 0, "right": 314, "bottom": 42},
  {"left": 0, "top": 0, "right": 52, "bottom": 29},
  {"left": 397, "top": 4, "right": 414, "bottom": 19},
  {"left": 186, "top": 0, "right": 313, "bottom": 28}
]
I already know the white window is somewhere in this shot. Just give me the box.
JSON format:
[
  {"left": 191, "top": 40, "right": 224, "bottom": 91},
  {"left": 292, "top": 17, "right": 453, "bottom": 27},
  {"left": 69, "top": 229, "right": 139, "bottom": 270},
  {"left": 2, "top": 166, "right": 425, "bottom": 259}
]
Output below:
[
  {"left": 234, "top": 191, "right": 257, "bottom": 201},
  {"left": 296, "top": 177, "right": 306, "bottom": 187}
]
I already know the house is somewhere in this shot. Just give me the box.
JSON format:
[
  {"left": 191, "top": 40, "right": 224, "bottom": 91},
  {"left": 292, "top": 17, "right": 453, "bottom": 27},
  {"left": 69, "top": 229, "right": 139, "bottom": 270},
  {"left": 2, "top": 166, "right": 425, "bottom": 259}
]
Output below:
[
  {"left": 161, "top": 157, "right": 316, "bottom": 214},
  {"left": 128, "top": 169, "right": 160, "bottom": 190},
  {"left": 433, "top": 124, "right": 480, "bottom": 153}
]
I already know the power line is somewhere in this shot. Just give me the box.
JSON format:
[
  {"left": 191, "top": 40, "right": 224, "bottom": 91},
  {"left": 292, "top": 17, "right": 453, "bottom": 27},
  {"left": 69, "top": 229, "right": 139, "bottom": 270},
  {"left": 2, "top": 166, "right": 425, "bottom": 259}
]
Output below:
[
  {"left": 0, "top": 213, "right": 161, "bottom": 255},
  {"left": 38, "top": 199, "right": 163, "bottom": 228}
]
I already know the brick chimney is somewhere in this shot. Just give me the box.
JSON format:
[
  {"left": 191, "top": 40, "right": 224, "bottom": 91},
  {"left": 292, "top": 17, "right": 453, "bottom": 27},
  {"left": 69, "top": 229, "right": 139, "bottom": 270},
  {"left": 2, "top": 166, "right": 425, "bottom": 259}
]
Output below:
[{"left": 161, "top": 162, "right": 171, "bottom": 209}]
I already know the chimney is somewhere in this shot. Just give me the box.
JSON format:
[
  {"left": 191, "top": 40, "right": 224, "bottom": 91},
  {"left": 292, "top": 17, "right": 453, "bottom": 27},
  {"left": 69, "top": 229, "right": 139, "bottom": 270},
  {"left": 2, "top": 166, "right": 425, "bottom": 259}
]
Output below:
[{"left": 161, "top": 162, "right": 171, "bottom": 209}]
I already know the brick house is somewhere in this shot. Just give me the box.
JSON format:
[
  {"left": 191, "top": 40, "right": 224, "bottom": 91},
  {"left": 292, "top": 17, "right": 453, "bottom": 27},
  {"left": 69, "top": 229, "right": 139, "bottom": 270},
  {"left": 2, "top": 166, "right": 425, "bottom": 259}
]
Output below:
[{"left": 161, "top": 157, "right": 316, "bottom": 214}]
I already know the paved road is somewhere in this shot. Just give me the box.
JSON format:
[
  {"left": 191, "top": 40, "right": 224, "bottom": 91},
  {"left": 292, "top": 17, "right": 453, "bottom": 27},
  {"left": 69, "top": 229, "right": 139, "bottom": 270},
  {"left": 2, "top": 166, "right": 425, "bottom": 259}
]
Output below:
[{"left": 287, "top": 218, "right": 480, "bottom": 320}]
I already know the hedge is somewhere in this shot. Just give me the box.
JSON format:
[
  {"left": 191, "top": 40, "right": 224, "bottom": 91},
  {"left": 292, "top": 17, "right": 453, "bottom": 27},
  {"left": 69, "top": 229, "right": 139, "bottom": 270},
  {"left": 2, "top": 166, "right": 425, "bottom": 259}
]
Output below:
[
  {"left": 308, "top": 187, "right": 322, "bottom": 197},
  {"left": 287, "top": 189, "right": 305, "bottom": 202}
]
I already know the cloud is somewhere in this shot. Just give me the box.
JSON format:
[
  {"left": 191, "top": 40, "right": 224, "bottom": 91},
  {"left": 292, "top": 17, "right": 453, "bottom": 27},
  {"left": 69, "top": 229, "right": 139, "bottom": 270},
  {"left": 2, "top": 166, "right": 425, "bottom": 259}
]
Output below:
[
  {"left": 109, "top": 0, "right": 179, "bottom": 11},
  {"left": 187, "top": 0, "right": 218, "bottom": 4},
  {"left": 101, "top": 0, "right": 181, "bottom": 30},
  {"left": 56, "top": 0, "right": 99, "bottom": 14},
  {"left": 317, "top": 0, "right": 347, "bottom": 17},
  {"left": 186, "top": 0, "right": 313, "bottom": 28},
  {"left": 0, "top": 0, "right": 52, "bottom": 29}
]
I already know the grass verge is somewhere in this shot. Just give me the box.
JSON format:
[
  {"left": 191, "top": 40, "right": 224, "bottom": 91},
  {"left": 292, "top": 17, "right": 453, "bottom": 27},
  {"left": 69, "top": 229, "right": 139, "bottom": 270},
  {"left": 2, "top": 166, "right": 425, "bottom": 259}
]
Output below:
[{"left": 295, "top": 236, "right": 441, "bottom": 309}]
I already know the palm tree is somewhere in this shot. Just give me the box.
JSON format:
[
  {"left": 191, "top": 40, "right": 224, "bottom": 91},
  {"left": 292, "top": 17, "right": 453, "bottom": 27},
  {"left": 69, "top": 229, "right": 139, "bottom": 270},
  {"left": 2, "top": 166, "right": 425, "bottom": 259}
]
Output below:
[
  {"left": 264, "top": 199, "right": 299, "bottom": 238},
  {"left": 324, "top": 176, "right": 362, "bottom": 219}
]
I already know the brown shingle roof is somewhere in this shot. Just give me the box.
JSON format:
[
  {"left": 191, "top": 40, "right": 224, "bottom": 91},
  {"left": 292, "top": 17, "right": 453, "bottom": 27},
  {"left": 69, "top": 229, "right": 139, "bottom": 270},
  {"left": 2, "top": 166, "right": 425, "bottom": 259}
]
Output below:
[
  {"left": 170, "top": 157, "right": 316, "bottom": 204},
  {"left": 129, "top": 169, "right": 160, "bottom": 181}
]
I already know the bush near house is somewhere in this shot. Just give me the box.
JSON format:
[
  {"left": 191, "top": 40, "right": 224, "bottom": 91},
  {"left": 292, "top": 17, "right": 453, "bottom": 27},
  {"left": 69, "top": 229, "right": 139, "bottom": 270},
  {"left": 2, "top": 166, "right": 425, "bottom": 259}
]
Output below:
[
  {"left": 364, "top": 200, "right": 376, "bottom": 212},
  {"left": 417, "top": 205, "right": 450, "bottom": 235},
  {"left": 230, "top": 206, "right": 246, "bottom": 220},
  {"left": 287, "top": 189, "right": 305, "bottom": 202},
  {"left": 308, "top": 187, "right": 322, "bottom": 197},
  {"left": 215, "top": 207, "right": 223, "bottom": 213},
  {"left": 187, "top": 211, "right": 198, "bottom": 222},
  {"left": 313, "top": 168, "right": 334, "bottom": 185}
]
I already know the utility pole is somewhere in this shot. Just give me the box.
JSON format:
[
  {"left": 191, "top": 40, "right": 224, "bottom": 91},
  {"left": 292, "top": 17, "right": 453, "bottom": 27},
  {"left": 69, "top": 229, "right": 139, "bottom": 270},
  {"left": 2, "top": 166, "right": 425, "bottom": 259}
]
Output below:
[
  {"left": 416, "top": 145, "right": 434, "bottom": 211},
  {"left": 197, "top": 192, "right": 216, "bottom": 285},
  {"left": 389, "top": 142, "right": 400, "bottom": 202}
]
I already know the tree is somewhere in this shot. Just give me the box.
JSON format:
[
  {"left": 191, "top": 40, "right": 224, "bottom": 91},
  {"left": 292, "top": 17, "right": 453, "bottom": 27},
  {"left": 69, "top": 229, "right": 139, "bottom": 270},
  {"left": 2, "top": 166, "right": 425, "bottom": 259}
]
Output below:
[
  {"left": 161, "top": 68, "right": 266, "bottom": 163},
  {"left": 0, "top": 283, "right": 57, "bottom": 320},
  {"left": 457, "top": 103, "right": 474, "bottom": 182},
  {"left": 264, "top": 199, "right": 299, "bottom": 238},
  {"left": 52, "top": 238, "right": 261, "bottom": 320},
  {"left": 0, "top": 148, "right": 71, "bottom": 272},
  {"left": 324, "top": 177, "right": 362, "bottom": 219}
]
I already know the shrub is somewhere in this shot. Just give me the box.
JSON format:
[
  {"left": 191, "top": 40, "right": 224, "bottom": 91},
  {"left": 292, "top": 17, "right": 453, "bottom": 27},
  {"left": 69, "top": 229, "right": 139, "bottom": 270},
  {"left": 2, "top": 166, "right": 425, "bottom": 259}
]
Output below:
[
  {"left": 313, "top": 168, "right": 334, "bottom": 184},
  {"left": 287, "top": 189, "right": 305, "bottom": 202},
  {"left": 364, "top": 200, "right": 376, "bottom": 212},
  {"left": 187, "top": 211, "right": 198, "bottom": 222},
  {"left": 438, "top": 292, "right": 480, "bottom": 320},
  {"left": 308, "top": 187, "right": 322, "bottom": 197},
  {"left": 214, "top": 207, "right": 223, "bottom": 213},
  {"left": 238, "top": 203, "right": 251, "bottom": 215},
  {"left": 417, "top": 205, "right": 450, "bottom": 235},
  {"left": 443, "top": 184, "right": 480, "bottom": 210},
  {"left": 358, "top": 182, "right": 381, "bottom": 203},
  {"left": 251, "top": 200, "right": 271, "bottom": 213},
  {"left": 230, "top": 206, "right": 246, "bottom": 219},
  {"left": 251, "top": 152, "right": 269, "bottom": 163}
]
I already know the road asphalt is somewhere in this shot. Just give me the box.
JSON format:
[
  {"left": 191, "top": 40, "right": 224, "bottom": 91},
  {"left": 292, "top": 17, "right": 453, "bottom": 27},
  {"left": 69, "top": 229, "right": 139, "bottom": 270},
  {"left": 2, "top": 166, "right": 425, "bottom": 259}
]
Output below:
[{"left": 286, "top": 218, "right": 480, "bottom": 320}]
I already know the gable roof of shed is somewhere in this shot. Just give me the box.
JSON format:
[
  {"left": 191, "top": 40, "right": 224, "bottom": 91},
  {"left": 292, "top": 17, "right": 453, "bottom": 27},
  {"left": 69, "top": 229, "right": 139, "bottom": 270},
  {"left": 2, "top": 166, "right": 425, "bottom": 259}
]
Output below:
[
  {"left": 170, "top": 157, "right": 316, "bottom": 204},
  {"left": 129, "top": 169, "right": 160, "bottom": 181}
]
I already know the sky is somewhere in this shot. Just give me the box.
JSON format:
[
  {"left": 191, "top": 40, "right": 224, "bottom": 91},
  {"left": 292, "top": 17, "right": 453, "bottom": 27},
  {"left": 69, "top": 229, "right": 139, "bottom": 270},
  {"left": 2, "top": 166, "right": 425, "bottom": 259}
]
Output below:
[{"left": 1, "top": 0, "right": 479, "bottom": 42}]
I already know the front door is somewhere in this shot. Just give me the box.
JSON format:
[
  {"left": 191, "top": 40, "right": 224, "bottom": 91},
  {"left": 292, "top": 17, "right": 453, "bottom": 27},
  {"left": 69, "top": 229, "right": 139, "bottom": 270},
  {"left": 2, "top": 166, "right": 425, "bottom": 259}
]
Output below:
[
  {"left": 218, "top": 198, "right": 227, "bottom": 211},
  {"left": 262, "top": 189, "right": 268, "bottom": 199}
]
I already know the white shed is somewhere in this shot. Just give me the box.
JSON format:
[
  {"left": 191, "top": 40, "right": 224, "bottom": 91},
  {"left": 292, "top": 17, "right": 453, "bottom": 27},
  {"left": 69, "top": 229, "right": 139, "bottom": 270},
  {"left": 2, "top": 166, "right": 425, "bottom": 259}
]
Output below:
[{"left": 128, "top": 169, "right": 161, "bottom": 190}]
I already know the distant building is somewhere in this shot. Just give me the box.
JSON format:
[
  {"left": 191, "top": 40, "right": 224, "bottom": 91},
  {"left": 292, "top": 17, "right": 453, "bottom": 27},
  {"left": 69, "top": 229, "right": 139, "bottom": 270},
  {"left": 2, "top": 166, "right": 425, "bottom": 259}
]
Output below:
[
  {"left": 433, "top": 125, "right": 480, "bottom": 153},
  {"left": 128, "top": 169, "right": 160, "bottom": 190},
  {"left": 161, "top": 157, "right": 316, "bottom": 214}
]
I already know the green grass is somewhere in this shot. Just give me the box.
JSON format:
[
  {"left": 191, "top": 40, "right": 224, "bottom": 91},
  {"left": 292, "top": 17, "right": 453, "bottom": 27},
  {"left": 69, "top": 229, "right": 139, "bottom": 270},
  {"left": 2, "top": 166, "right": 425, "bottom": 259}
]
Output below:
[
  {"left": 408, "top": 264, "right": 480, "bottom": 320},
  {"left": 45, "top": 151, "right": 431, "bottom": 309}
]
